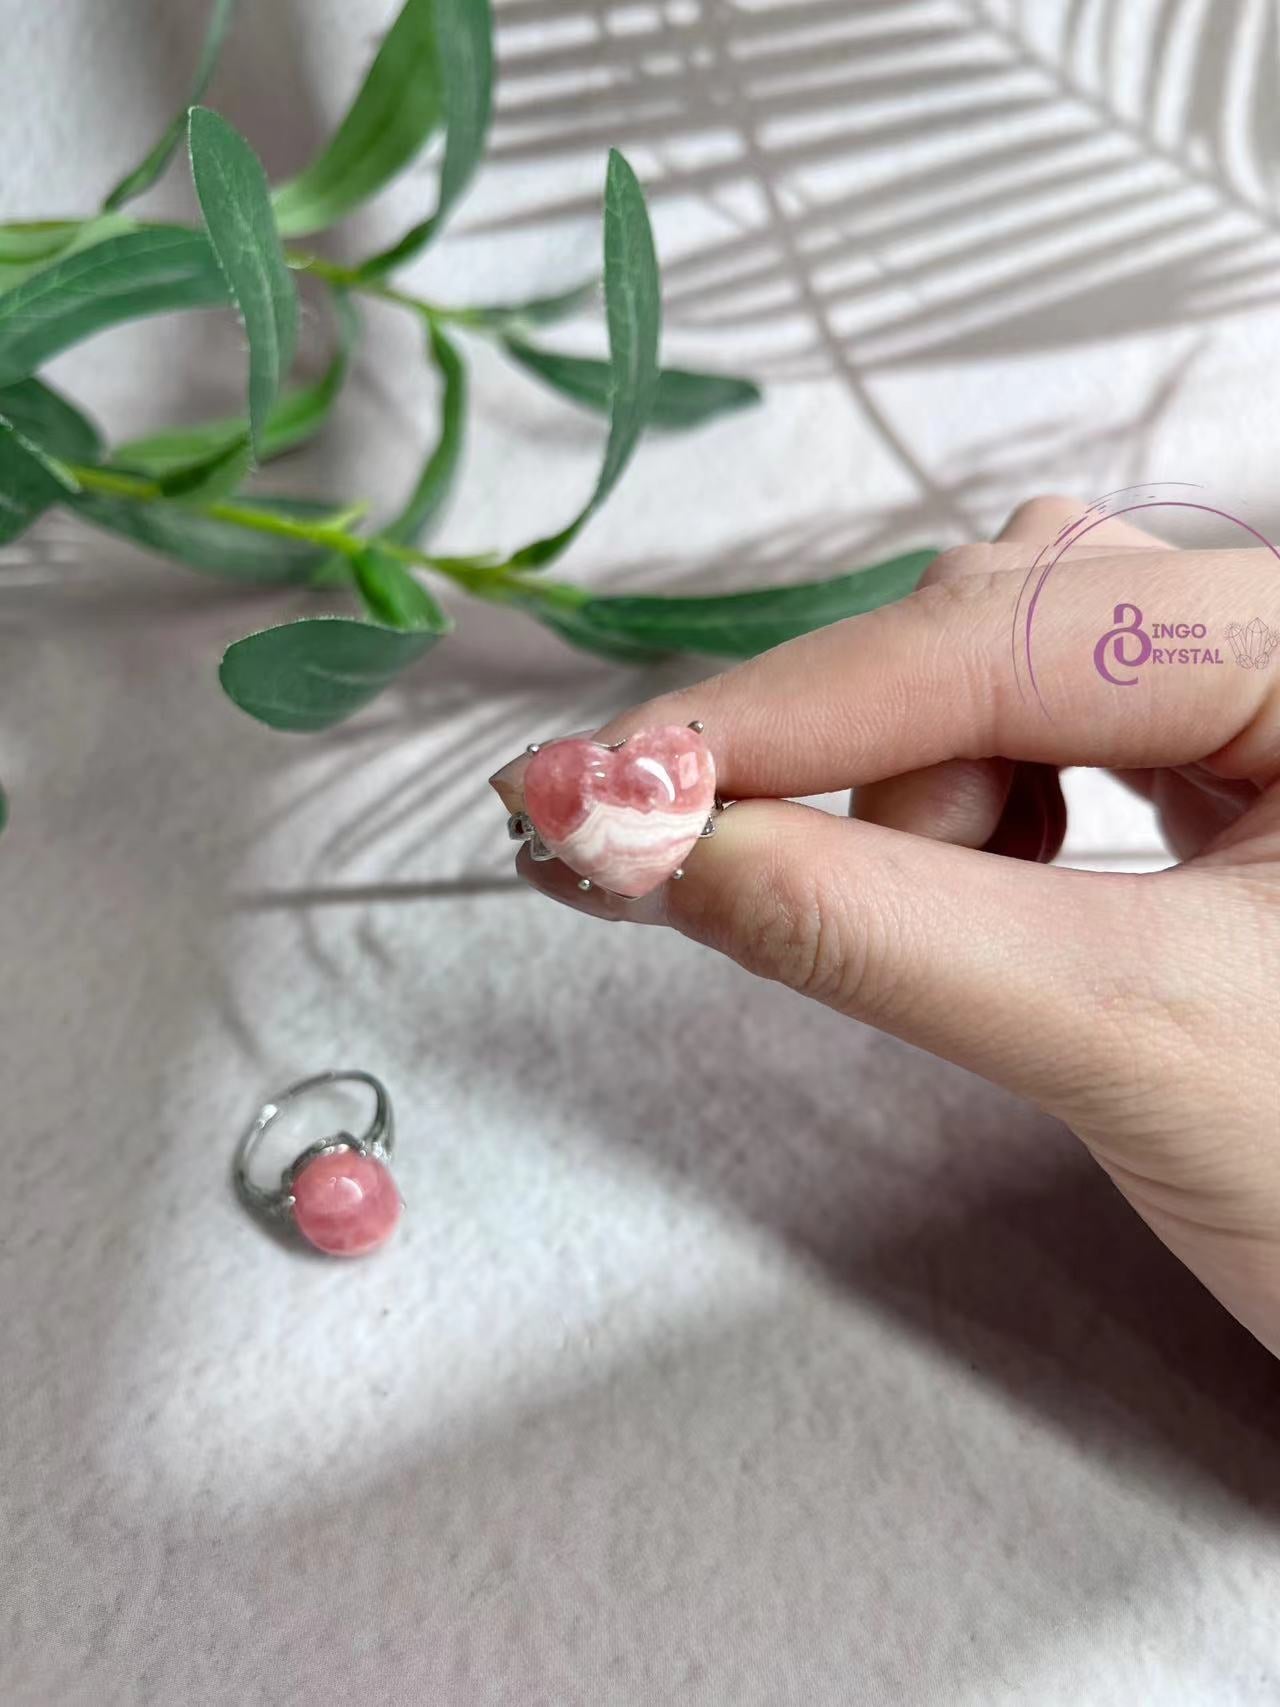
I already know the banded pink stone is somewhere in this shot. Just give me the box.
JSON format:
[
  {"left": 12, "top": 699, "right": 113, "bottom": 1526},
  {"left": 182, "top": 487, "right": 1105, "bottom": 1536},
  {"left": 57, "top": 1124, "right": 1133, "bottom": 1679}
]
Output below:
[
  {"left": 290, "top": 1148, "right": 401, "bottom": 1256},
  {"left": 523, "top": 724, "right": 716, "bottom": 898}
]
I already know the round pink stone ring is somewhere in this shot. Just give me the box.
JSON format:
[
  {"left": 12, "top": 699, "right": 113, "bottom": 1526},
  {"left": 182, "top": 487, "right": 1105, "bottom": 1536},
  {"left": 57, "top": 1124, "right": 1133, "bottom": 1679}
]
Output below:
[
  {"left": 508, "top": 720, "right": 721, "bottom": 900},
  {"left": 234, "top": 1070, "right": 403, "bottom": 1257}
]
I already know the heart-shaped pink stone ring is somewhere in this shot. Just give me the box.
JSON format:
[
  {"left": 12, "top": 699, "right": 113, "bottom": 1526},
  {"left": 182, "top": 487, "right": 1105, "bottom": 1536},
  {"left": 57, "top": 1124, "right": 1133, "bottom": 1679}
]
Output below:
[{"left": 509, "top": 720, "right": 719, "bottom": 898}]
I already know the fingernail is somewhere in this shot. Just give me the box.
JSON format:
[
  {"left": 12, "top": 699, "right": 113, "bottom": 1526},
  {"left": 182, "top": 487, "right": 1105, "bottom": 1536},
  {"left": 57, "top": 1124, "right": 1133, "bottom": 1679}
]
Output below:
[
  {"left": 488, "top": 752, "right": 525, "bottom": 792},
  {"left": 488, "top": 756, "right": 527, "bottom": 815}
]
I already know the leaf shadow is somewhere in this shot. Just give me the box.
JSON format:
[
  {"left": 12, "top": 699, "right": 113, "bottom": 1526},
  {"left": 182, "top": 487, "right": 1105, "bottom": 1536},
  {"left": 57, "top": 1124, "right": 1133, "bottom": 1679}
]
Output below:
[{"left": 465, "top": 0, "right": 1280, "bottom": 376}]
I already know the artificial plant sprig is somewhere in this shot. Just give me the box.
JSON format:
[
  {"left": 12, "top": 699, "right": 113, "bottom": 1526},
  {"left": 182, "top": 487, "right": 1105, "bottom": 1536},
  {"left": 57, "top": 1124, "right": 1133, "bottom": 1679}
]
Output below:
[{"left": 0, "top": 0, "right": 935, "bottom": 828}]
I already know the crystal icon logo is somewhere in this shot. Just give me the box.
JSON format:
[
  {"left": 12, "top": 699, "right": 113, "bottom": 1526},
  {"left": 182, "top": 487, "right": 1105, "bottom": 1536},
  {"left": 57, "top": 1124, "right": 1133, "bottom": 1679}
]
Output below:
[{"left": 1225, "top": 619, "right": 1279, "bottom": 669}]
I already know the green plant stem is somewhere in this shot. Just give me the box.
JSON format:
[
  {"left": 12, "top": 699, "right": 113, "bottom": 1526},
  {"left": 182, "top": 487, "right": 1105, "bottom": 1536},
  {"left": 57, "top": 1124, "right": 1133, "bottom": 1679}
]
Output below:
[
  {"left": 69, "top": 463, "right": 163, "bottom": 499},
  {"left": 14, "top": 217, "right": 596, "bottom": 614},
  {"left": 291, "top": 251, "right": 453, "bottom": 323},
  {"left": 66, "top": 461, "right": 588, "bottom": 613},
  {"left": 289, "top": 251, "right": 528, "bottom": 330}
]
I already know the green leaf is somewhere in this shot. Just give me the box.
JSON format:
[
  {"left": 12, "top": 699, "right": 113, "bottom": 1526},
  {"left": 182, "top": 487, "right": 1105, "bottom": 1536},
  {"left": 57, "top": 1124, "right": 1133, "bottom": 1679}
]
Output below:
[
  {"left": 253, "top": 289, "right": 359, "bottom": 458},
  {"left": 188, "top": 107, "right": 299, "bottom": 458},
  {"left": 113, "top": 417, "right": 244, "bottom": 481},
  {"left": 0, "top": 417, "right": 79, "bottom": 544},
  {"left": 537, "top": 608, "right": 666, "bottom": 665},
  {"left": 113, "top": 288, "right": 359, "bottom": 478},
  {"left": 0, "top": 215, "right": 135, "bottom": 291},
  {"left": 503, "top": 339, "right": 761, "bottom": 431},
  {"left": 0, "top": 222, "right": 80, "bottom": 266},
  {"left": 271, "top": 0, "right": 442, "bottom": 239},
  {"left": 0, "top": 378, "right": 102, "bottom": 463},
  {"left": 541, "top": 551, "right": 936, "bottom": 660},
  {"left": 352, "top": 547, "right": 449, "bottom": 630},
  {"left": 506, "top": 150, "right": 660, "bottom": 571},
  {"left": 103, "top": 0, "right": 238, "bottom": 209},
  {"left": 152, "top": 432, "right": 251, "bottom": 503},
  {"left": 455, "top": 279, "right": 597, "bottom": 333},
  {"left": 384, "top": 322, "right": 466, "bottom": 544},
  {"left": 0, "top": 222, "right": 81, "bottom": 290},
  {"left": 0, "top": 226, "right": 229, "bottom": 385},
  {"left": 359, "top": 0, "right": 493, "bottom": 276},
  {"left": 69, "top": 491, "right": 335, "bottom": 583},
  {"left": 220, "top": 614, "right": 446, "bottom": 730}
]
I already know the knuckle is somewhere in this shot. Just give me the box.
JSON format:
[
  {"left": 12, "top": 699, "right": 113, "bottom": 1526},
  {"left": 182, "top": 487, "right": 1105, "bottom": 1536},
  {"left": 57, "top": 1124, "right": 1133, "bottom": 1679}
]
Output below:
[
  {"left": 755, "top": 869, "right": 846, "bottom": 1003},
  {"left": 703, "top": 831, "right": 875, "bottom": 1011},
  {"left": 1001, "top": 494, "right": 1081, "bottom": 537},
  {"left": 919, "top": 542, "right": 1000, "bottom": 587},
  {"left": 762, "top": 858, "right": 915, "bottom": 1021},
  {"left": 910, "top": 559, "right": 1008, "bottom": 613},
  {"left": 900, "top": 569, "right": 1021, "bottom": 751}
]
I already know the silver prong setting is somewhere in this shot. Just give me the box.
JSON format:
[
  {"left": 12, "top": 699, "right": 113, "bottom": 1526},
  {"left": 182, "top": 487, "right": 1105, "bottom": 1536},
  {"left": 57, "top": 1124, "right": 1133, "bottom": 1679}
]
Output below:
[
  {"left": 577, "top": 877, "right": 592, "bottom": 891},
  {"left": 688, "top": 719, "right": 704, "bottom": 733},
  {"left": 526, "top": 742, "right": 542, "bottom": 755},
  {"left": 509, "top": 812, "right": 555, "bottom": 861}
]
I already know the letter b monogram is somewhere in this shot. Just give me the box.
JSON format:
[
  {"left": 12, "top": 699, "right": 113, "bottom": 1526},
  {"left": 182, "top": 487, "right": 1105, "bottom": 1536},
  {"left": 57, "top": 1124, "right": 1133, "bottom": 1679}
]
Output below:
[{"left": 1093, "top": 602, "right": 1152, "bottom": 686}]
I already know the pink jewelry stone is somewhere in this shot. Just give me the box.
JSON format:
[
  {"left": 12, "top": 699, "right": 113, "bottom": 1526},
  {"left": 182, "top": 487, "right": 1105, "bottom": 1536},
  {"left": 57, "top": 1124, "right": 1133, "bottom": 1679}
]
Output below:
[
  {"left": 290, "top": 1147, "right": 402, "bottom": 1257},
  {"left": 523, "top": 723, "right": 716, "bottom": 897}
]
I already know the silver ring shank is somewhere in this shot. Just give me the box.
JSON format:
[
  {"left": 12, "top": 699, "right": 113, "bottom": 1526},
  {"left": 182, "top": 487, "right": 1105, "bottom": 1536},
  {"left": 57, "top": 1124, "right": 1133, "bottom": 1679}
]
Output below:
[{"left": 234, "top": 1070, "right": 394, "bottom": 1217}]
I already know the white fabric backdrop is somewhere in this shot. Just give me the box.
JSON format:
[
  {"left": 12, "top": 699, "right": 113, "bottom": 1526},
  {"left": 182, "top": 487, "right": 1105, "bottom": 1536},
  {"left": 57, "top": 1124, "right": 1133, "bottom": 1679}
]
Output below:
[{"left": 4, "top": 2, "right": 1280, "bottom": 1702}]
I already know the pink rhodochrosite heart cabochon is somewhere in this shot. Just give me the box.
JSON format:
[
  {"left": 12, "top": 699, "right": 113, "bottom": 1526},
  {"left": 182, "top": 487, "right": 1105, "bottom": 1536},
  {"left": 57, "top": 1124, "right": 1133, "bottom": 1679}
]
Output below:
[{"left": 523, "top": 725, "right": 716, "bottom": 897}]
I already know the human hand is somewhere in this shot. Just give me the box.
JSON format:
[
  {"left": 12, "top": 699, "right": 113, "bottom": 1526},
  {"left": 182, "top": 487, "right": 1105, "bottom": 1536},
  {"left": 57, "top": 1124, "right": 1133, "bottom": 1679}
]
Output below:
[{"left": 491, "top": 498, "right": 1280, "bottom": 1357}]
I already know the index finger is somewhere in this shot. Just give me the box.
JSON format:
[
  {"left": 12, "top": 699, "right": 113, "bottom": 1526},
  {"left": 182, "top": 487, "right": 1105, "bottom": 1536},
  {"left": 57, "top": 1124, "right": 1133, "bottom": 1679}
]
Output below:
[{"left": 493, "top": 547, "right": 1280, "bottom": 807}]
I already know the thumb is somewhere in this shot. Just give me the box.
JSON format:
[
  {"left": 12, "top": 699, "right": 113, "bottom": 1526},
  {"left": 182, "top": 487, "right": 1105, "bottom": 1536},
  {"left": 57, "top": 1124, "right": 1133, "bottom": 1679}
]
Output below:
[{"left": 517, "top": 790, "right": 1155, "bottom": 1116}]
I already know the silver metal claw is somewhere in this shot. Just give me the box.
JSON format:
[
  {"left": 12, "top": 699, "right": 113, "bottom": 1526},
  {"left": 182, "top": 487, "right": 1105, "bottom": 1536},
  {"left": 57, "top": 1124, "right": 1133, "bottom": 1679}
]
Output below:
[{"left": 508, "top": 812, "right": 555, "bottom": 861}]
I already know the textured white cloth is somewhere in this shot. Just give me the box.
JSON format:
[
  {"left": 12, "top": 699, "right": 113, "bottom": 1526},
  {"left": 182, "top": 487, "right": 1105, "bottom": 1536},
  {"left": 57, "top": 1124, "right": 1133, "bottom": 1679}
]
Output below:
[{"left": 4, "top": 3, "right": 1280, "bottom": 1703}]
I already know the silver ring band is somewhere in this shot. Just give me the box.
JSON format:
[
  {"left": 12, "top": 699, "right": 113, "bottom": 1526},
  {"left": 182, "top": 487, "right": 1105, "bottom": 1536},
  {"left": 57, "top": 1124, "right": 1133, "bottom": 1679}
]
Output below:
[{"left": 234, "top": 1070, "right": 394, "bottom": 1219}]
